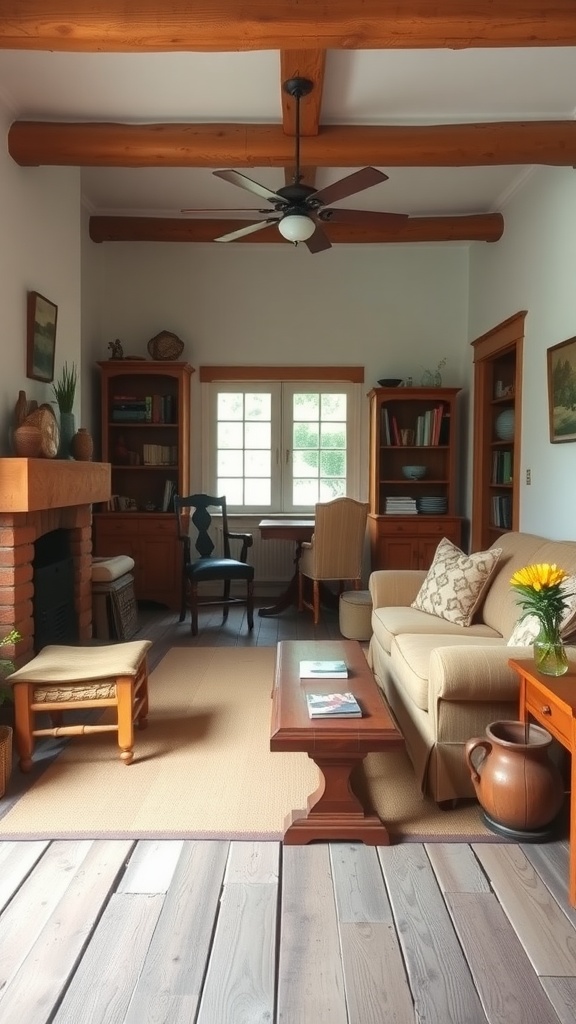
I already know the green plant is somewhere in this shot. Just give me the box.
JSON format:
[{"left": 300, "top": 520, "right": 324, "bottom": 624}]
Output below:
[
  {"left": 0, "top": 629, "right": 21, "bottom": 707},
  {"left": 52, "top": 361, "right": 77, "bottom": 413}
]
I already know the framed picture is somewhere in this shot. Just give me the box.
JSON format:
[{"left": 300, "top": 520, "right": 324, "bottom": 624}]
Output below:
[
  {"left": 547, "top": 335, "right": 576, "bottom": 443},
  {"left": 26, "top": 290, "right": 58, "bottom": 382}
]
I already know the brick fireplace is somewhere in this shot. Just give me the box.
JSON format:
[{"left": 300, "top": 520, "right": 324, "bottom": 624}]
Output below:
[{"left": 0, "top": 458, "right": 110, "bottom": 664}]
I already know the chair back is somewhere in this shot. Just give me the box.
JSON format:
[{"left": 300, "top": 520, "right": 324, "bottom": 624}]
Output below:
[
  {"left": 174, "top": 494, "right": 232, "bottom": 560},
  {"left": 309, "top": 497, "right": 369, "bottom": 579}
]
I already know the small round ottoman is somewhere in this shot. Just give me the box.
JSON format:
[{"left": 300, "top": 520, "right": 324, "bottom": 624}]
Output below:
[{"left": 339, "top": 590, "right": 373, "bottom": 641}]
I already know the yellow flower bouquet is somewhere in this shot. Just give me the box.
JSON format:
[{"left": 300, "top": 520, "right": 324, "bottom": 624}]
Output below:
[{"left": 510, "top": 563, "right": 571, "bottom": 675}]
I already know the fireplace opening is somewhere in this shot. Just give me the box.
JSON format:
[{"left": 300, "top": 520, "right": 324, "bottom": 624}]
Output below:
[{"left": 33, "top": 529, "right": 79, "bottom": 651}]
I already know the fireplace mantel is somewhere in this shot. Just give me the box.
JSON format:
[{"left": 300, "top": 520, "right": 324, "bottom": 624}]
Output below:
[
  {"left": 0, "top": 459, "right": 111, "bottom": 662},
  {"left": 0, "top": 458, "right": 110, "bottom": 512}
]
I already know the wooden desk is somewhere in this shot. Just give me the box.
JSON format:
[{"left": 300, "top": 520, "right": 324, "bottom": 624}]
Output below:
[
  {"left": 258, "top": 518, "right": 314, "bottom": 617},
  {"left": 271, "top": 639, "right": 404, "bottom": 844},
  {"left": 511, "top": 657, "right": 576, "bottom": 906}
]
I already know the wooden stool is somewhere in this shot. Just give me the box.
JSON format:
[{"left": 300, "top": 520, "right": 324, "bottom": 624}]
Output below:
[{"left": 7, "top": 640, "right": 152, "bottom": 770}]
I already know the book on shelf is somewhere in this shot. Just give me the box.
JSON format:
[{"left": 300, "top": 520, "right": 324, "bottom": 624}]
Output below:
[
  {"left": 306, "top": 692, "right": 362, "bottom": 718},
  {"left": 299, "top": 659, "right": 348, "bottom": 679}
]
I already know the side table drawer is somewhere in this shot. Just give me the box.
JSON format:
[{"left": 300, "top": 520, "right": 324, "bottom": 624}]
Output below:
[{"left": 525, "top": 682, "right": 571, "bottom": 745}]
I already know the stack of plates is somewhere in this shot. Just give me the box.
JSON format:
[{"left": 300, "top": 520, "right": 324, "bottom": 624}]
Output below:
[{"left": 418, "top": 497, "right": 448, "bottom": 514}]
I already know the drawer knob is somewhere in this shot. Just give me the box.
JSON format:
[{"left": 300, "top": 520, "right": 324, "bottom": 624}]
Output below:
[{"left": 541, "top": 704, "right": 552, "bottom": 716}]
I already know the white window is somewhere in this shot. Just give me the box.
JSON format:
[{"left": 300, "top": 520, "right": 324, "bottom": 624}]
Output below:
[{"left": 204, "top": 380, "right": 360, "bottom": 513}]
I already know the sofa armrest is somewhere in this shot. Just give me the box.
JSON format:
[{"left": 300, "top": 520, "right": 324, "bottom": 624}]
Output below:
[
  {"left": 369, "top": 569, "right": 427, "bottom": 610},
  {"left": 429, "top": 644, "right": 522, "bottom": 703}
]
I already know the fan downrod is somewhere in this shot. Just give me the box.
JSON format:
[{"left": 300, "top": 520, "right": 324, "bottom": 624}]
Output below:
[{"left": 283, "top": 77, "right": 313, "bottom": 99}]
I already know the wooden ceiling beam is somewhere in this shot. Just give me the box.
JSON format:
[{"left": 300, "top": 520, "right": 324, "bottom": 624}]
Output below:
[
  {"left": 1, "top": 2, "right": 576, "bottom": 51},
  {"left": 10, "top": 121, "right": 576, "bottom": 168},
  {"left": 89, "top": 213, "right": 504, "bottom": 244}
]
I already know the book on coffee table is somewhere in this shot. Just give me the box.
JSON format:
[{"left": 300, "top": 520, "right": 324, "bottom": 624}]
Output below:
[
  {"left": 306, "top": 692, "right": 362, "bottom": 718},
  {"left": 299, "top": 659, "right": 348, "bottom": 679}
]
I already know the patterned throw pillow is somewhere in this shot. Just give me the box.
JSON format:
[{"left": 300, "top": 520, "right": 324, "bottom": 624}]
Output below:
[
  {"left": 507, "top": 575, "right": 576, "bottom": 646},
  {"left": 411, "top": 537, "right": 502, "bottom": 627}
]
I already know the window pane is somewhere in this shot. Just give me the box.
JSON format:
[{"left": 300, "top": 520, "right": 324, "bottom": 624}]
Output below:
[
  {"left": 245, "top": 393, "right": 271, "bottom": 420},
  {"left": 293, "top": 393, "right": 319, "bottom": 420},
  {"left": 245, "top": 421, "right": 270, "bottom": 448},
  {"left": 293, "top": 421, "right": 319, "bottom": 449},
  {"left": 218, "top": 478, "right": 244, "bottom": 504},
  {"left": 320, "top": 423, "right": 345, "bottom": 448},
  {"left": 245, "top": 479, "right": 271, "bottom": 505},
  {"left": 218, "top": 393, "right": 244, "bottom": 419},
  {"left": 321, "top": 394, "right": 347, "bottom": 420},
  {"left": 293, "top": 478, "right": 321, "bottom": 504},
  {"left": 218, "top": 450, "right": 243, "bottom": 475},
  {"left": 319, "top": 479, "right": 346, "bottom": 500},
  {"left": 218, "top": 421, "right": 244, "bottom": 448},
  {"left": 320, "top": 450, "right": 346, "bottom": 477},
  {"left": 245, "top": 450, "right": 270, "bottom": 475}
]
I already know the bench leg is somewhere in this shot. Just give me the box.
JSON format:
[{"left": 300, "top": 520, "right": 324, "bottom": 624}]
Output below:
[{"left": 116, "top": 677, "right": 135, "bottom": 764}]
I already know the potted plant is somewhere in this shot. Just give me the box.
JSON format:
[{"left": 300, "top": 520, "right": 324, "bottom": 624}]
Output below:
[
  {"left": 52, "top": 361, "right": 77, "bottom": 458},
  {"left": 0, "top": 628, "right": 21, "bottom": 798}
]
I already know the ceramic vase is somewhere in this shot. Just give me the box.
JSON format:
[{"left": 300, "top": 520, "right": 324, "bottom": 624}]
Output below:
[
  {"left": 71, "top": 427, "right": 94, "bottom": 462},
  {"left": 465, "top": 720, "right": 564, "bottom": 837},
  {"left": 58, "top": 411, "right": 76, "bottom": 459},
  {"left": 12, "top": 423, "right": 43, "bottom": 458}
]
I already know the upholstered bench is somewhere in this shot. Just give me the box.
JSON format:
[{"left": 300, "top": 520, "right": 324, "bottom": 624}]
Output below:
[
  {"left": 92, "top": 555, "right": 138, "bottom": 641},
  {"left": 7, "top": 640, "right": 152, "bottom": 770}
]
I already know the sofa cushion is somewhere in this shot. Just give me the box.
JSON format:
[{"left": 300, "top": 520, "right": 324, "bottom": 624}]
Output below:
[
  {"left": 411, "top": 537, "right": 502, "bottom": 627},
  {"left": 390, "top": 633, "right": 508, "bottom": 712},
  {"left": 482, "top": 533, "right": 576, "bottom": 637},
  {"left": 372, "top": 606, "right": 499, "bottom": 655}
]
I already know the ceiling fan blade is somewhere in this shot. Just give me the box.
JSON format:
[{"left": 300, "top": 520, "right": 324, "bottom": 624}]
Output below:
[
  {"left": 319, "top": 208, "right": 409, "bottom": 227},
  {"left": 181, "top": 206, "right": 267, "bottom": 213},
  {"left": 309, "top": 167, "right": 389, "bottom": 207},
  {"left": 305, "top": 224, "right": 332, "bottom": 254},
  {"left": 213, "top": 169, "right": 281, "bottom": 203},
  {"left": 214, "top": 219, "right": 278, "bottom": 243}
]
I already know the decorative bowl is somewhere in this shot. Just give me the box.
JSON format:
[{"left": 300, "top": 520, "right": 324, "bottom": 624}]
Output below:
[
  {"left": 378, "top": 378, "right": 403, "bottom": 388},
  {"left": 402, "top": 465, "right": 426, "bottom": 480}
]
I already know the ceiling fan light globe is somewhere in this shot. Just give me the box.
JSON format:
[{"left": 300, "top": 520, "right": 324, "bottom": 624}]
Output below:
[{"left": 278, "top": 214, "right": 315, "bottom": 243}]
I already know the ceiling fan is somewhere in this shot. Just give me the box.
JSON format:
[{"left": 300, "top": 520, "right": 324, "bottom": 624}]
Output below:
[{"left": 182, "top": 77, "right": 408, "bottom": 253}]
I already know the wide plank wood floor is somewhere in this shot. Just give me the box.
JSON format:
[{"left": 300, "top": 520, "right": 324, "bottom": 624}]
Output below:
[{"left": 0, "top": 601, "right": 575, "bottom": 1023}]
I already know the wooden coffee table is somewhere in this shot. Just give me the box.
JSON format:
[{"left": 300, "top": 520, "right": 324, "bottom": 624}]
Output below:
[{"left": 270, "top": 639, "right": 404, "bottom": 845}]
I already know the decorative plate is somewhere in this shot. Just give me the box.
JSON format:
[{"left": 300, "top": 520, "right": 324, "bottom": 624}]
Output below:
[{"left": 147, "top": 331, "right": 184, "bottom": 361}]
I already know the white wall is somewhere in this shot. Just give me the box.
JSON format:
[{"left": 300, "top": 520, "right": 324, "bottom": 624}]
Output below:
[
  {"left": 469, "top": 166, "right": 576, "bottom": 540},
  {"left": 94, "top": 240, "right": 470, "bottom": 496},
  {"left": 0, "top": 97, "right": 83, "bottom": 453}
]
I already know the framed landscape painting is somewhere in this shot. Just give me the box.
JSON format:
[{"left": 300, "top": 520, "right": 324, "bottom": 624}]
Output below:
[
  {"left": 26, "top": 290, "right": 57, "bottom": 383},
  {"left": 547, "top": 335, "right": 576, "bottom": 443}
]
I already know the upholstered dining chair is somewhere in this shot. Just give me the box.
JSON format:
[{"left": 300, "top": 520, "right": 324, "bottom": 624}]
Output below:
[
  {"left": 174, "top": 493, "right": 255, "bottom": 636},
  {"left": 298, "top": 496, "right": 369, "bottom": 625}
]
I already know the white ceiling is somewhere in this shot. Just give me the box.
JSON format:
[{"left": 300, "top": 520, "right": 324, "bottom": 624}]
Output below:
[{"left": 1, "top": 47, "right": 576, "bottom": 220}]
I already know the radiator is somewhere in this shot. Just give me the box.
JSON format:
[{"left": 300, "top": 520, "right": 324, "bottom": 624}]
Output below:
[{"left": 213, "top": 518, "right": 294, "bottom": 584}]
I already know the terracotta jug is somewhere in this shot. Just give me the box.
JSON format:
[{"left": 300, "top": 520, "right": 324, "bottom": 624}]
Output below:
[
  {"left": 466, "top": 720, "right": 564, "bottom": 835},
  {"left": 71, "top": 427, "right": 94, "bottom": 461}
]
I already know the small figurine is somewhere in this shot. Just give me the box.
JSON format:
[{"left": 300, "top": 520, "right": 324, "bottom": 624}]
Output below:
[{"left": 108, "top": 339, "right": 124, "bottom": 360}]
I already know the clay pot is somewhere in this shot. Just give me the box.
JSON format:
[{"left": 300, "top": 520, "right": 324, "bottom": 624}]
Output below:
[
  {"left": 12, "top": 423, "right": 43, "bottom": 458},
  {"left": 71, "top": 427, "right": 94, "bottom": 461},
  {"left": 466, "top": 720, "right": 564, "bottom": 835}
]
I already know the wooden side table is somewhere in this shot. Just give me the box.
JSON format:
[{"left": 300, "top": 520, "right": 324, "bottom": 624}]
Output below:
[{"left": 509, "top": 658, "right": 576, "bottom": 906}]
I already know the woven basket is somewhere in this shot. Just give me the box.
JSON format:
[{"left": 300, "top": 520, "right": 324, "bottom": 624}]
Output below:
[
  {"left": 147, "top": 331, "right": 184, "bottom": 361},
  {"left": 0, "top": 725, "right": 12, "bottom": 797}
]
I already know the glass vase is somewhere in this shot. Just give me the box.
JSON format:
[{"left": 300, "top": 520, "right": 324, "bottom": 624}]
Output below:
[{"left": 533, "top": 622, "right": 569, "bottom": 676}]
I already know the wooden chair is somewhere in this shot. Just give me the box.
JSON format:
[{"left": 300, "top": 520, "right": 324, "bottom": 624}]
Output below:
[
  {"left": 7, "top": 640, "right": 152, "bottom": 770},
  {"left": 298, "top": 497, "right": 369, "bottom": 625},
  {"left": 174, "top": 493, "right": 255, "bottom": 636}
]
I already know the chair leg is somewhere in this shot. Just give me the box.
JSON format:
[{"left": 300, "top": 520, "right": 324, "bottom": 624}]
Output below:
[
  {"left": 13, "top": 682, "right": 35, "bottom": 773},
  {"left": 222, "top": 581, "right": 231, "bottom": 624},
  {"left": 313, "top": 580, "right": 320, "bottom": 625},
  {"left": 179, "top": 574, "right": 187, "bottom": 622},
  {"left": 191, "top": 582, "right": 199, "bottom": 636},
  {"left": 298, "top": 571, "right": 304, "bottom": 611},
  {"left": 247, "top": 580, "right": 254, "bottom": 630},
  {"left": 116, "top": 676, "right": 135, "bottom": 765}
]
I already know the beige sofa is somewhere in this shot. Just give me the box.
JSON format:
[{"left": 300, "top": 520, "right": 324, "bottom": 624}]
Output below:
[{"left": 368, "top": 531, "right": 576, "bottom": 803}]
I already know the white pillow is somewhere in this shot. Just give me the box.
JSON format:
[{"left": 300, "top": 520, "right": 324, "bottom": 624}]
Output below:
[
  {"left": 507, "top": 575, "right": 576, "bottom": 646},
  {"left": 411, "top": 537, "right": 502, "bottom": 627}
]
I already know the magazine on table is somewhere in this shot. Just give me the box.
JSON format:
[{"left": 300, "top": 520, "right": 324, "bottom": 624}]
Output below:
[
  {"left": 299, "top": 659, "right": 348, "bottom": 679},
  {"left": 306, "top": 692, "right": 362, "bottom": 718}
]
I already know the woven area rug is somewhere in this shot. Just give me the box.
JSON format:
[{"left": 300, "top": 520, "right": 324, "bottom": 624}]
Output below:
[{"left": 0, "top": 646, "right": 495, "bottom": 841}]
